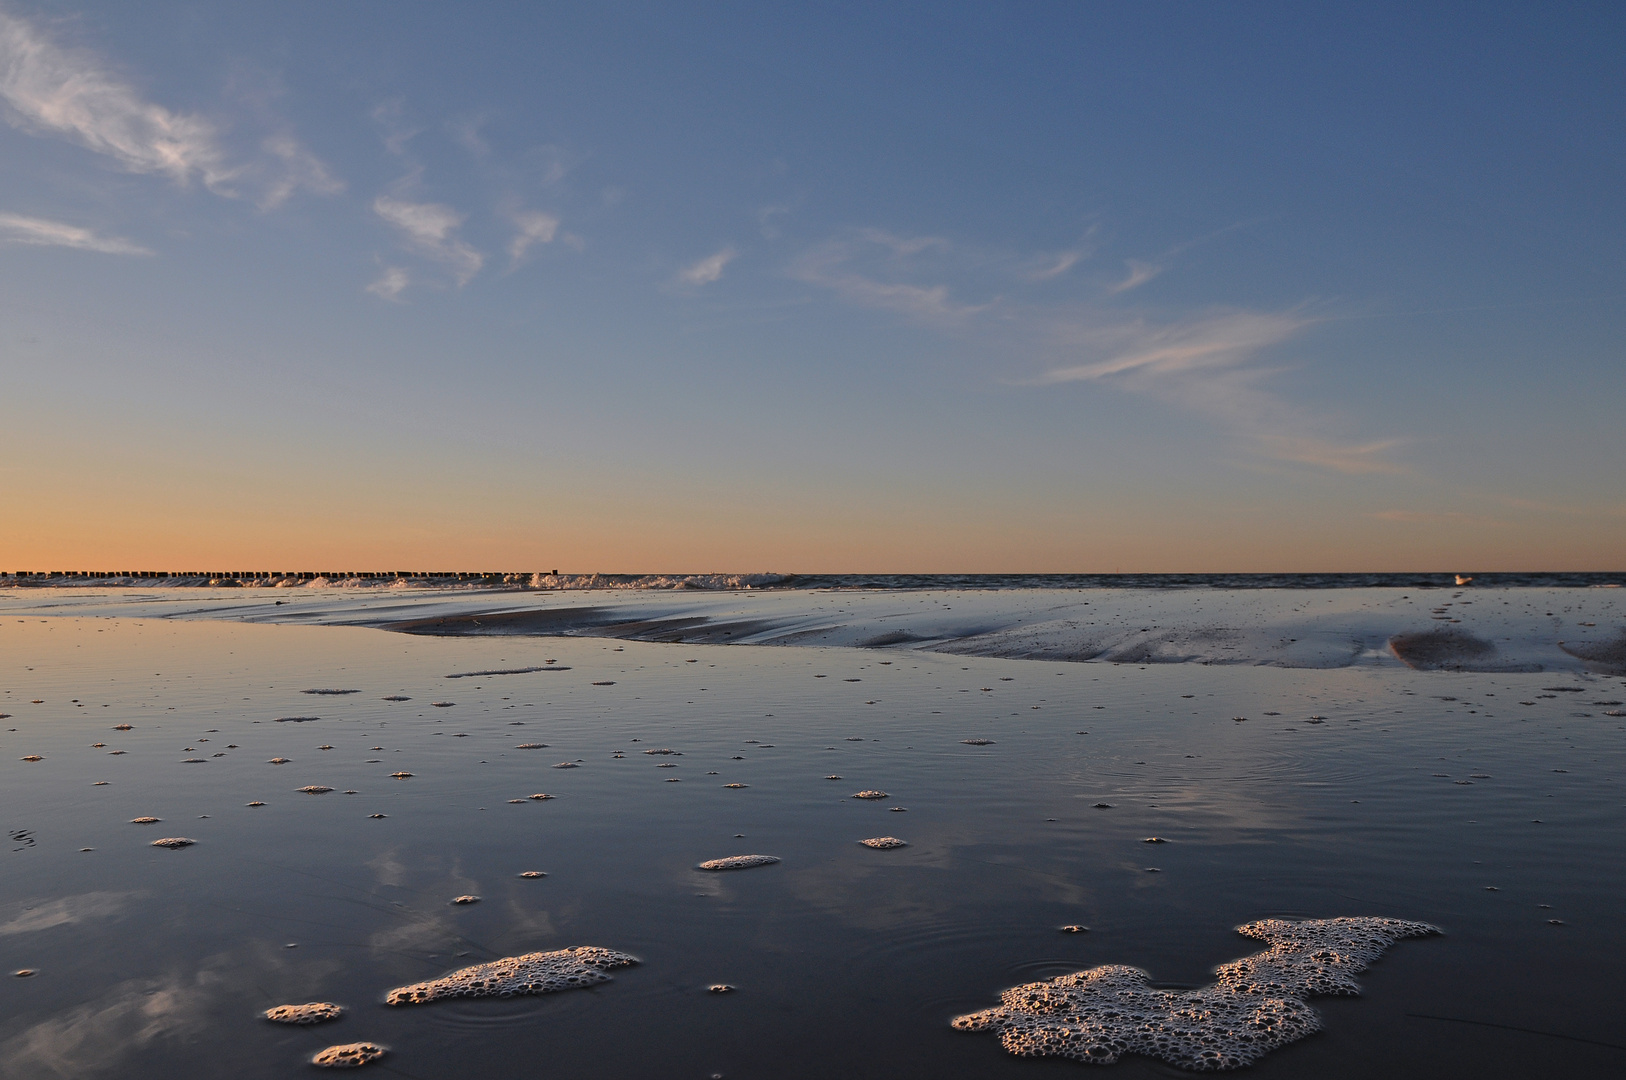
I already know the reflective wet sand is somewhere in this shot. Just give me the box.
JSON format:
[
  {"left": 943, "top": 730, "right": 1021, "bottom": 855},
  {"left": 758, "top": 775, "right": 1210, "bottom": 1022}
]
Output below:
[{"left": 1, "top": 616, "right": 1622, "bottom": 1077}]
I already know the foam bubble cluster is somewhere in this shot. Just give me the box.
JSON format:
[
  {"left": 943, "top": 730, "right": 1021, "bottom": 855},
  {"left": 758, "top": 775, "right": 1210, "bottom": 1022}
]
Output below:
[
  {"left": 859, "top": 837, "right": 907, "bottom": 849},
  {"left": 384, "top": 946, "right": 638, "bottom": 1005},
  {"left": 264, "top": 1002, "right": 343, "bottom": 1024},
  {"left": 150, "top": 837, "right": 195, "bottom": 848},
  {"left": 311, "top": 1042, "right": 386, "bottom": 1067},
  {"left": 951, "top": 917, "right": 1438, "bottom": 1072},
  {"left": 698, "top": 855, "right": 780, "bottom": 870}
]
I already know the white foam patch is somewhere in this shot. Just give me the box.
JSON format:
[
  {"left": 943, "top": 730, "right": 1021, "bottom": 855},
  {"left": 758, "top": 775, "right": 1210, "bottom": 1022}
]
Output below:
[
  {"left": 859, "top": 837, "right": 907, "bottom": 849},
  {"left": 952, "top": 917, "right": 1438, "bottom": 1072},
  {"left": 384, "top": 946, "right": 638, "bottom": 1005},
  {"left": 698, "top": 855, "right": 780, "bottom": 870},
  {"left": 264, "top": 1002, "right": 343, "bottom": 1024},
  {"left": 311, "top": 1042, "right": 386, "bottom": 1067},
  {"left": 149, "top": 837, "right": 195, "bottom": 849}
]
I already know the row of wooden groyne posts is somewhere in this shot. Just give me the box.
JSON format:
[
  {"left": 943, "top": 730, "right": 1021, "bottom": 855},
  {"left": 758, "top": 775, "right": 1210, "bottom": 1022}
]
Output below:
[{"left": 2, "top": 571, "right": 539, "bottom": 585}]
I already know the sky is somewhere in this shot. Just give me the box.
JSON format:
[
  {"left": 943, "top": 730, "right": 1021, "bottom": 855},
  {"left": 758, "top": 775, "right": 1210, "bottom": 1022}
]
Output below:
[{"left": 1, "top": 1, "right": 1622, "bottom": 572}]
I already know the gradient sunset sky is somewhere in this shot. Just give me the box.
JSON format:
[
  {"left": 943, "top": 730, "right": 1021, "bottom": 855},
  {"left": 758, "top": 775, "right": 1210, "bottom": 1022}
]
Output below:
[{"left": 2, "top": 2, "right": 1622, "bottom": 571}]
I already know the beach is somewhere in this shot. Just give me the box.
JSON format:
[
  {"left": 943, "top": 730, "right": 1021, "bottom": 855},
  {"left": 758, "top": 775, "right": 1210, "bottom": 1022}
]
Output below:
[{"left": 2, "top": 583, "right": 1622, "bottom": 1076}]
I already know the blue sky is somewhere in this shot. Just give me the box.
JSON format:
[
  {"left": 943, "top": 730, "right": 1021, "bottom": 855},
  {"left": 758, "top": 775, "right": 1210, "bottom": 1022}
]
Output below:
[{"left": 2, "top": 1, "right": 1622, "bottom": 570}]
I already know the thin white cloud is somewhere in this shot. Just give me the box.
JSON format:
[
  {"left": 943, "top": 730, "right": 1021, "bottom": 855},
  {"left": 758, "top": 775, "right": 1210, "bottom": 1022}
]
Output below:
[
  {"left": 1040, "top": 311, "right": 1307, "bottom": 382},
  {"left": 373, "top": 195, "right": 482, "bottom": 285},
  {"left": 0, "top": 10, "right": 230, "bottom": 188},
  {"left": 790, "top": 231, "right": 979, "bottom": 322},
  {"left": 365, "top": 265, "right": 410, "bottom": 301},
  {"left": 1106, "top": 258, "right": 1161, "bottom": 294},
  {"left": 508, "top": 209, "right": 558, "bottom": 265},
  {"left": 678, "top": 246, "right": 737, "bottom": 286},
  {"left": 1027, "top": 249, "right": 1086, "bottom": 280},
  {"left": 371, "top": 98, "right": 419, "bottom": 156},
  {"left": 0, "top": 211, "right": 150, "bottom": 254},
  {"left": 258, "top": 133, "right": 343, "bottom": 208},
  {"left": 0, "top": 10, "right": 338, "bottom": 205},
  {"left": 794, "top": 225, "right": 1402, "bottom": 475}
]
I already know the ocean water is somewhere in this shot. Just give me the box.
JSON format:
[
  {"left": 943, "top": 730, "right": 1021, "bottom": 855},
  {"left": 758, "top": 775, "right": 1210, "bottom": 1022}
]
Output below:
[{"left": 1, "top": 591, "right": 1623, "bottom": 1077}]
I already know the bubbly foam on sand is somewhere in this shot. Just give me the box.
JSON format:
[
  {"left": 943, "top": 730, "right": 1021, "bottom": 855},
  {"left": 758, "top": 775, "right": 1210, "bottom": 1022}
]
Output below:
[
  {"left": 698, "top": 855, "right": 779, "bottom": 870},
  {"left": 311, "top": 1042, "right": 386, "bottom": 1067},
  {"left": 952, "top": 917, "right": 1438, "bottom": 1072},
  {"left": 264, "top": 1002, "right": 343, "bottom": 1024},
  {"left": 384, "top": 946, "right": 638, "bottom": 1005}
]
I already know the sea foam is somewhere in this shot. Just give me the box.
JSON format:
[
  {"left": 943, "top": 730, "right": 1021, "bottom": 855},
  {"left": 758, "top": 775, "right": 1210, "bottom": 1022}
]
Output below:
[
  {"left": 384, "top": 946, "right": 638, "bottom": 1005},
  {"left": 951, "top": 916, "right": 1438, "bottom": 1072}
]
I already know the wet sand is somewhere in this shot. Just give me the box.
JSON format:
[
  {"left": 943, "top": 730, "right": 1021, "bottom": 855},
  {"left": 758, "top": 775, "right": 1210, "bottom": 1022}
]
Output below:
[{"left": 1, "top": 614, "right": 1623, "bottom": 1077}]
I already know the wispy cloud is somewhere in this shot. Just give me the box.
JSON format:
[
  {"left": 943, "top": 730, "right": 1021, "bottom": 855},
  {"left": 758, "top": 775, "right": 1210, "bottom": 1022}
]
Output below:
[
  {"left": 1106, "top": 258, "right": 1161, "bottom": 294},
  {"left": 373, "top": 195, "right": 482, "bottom": 285},
  {"left": 790, "top": 230, "right": 980, "bottom": 323},
  {"left": 0, "top": 212, "right": 150, "bottom": 254},
  {"left": 1038, "top": 309, "right": 1404, "bottom": 474},
  {"left": 259, "top": 133, "right": 342, "bottom": 208},
  {"left": 0, "top": 9, "right": 337, "bottom": 204},
  {"left": 508, "top": 209, "right": 558, "bottom": 265},
  {"left": 1027, "top": 249, "right": 1086, "bottom": 280},
  {"left": 0, "top": 9, "right": 228, "bottom": 187},
  {"left": 678, "top": 246, "right": 737, "bottom": 286},
  {"left": 1039, "top": 310, "right": 1307, "bottom": 382},
  {"left": 793, "top": 223, "right": 1402, "bottom": 475},
  {"left": 365, "top": 265, "right": 410, "bottom": 302}
]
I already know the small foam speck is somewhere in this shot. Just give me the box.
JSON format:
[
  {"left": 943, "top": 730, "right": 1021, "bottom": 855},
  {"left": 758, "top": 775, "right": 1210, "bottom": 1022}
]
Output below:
[
  {"left": 519, "top": 871, "right": 546, "bottom": 878},
  {"left": 722, "top": 783, "right": 749, "bottom": 789},
  {"left": 698, "top": 855, "right": 779, "bottom": 871},
  {"left": 528, "top": 793, "right": 554, "bottom": 800},
  {"left": 961, "top": 738, "right": 996, "bottom": 745},
  {"left": 298, "top": 785, "right": 333, "bottom": 794},
  {"left": 311, "top": 1042, "right": 386, "bottom": 1067},
  {"left": 859, "top": 837, "right": 907, "bottom": 849},
  {"left": 385, "top": 946, "right": 638, "bottom": 1005},
  {"left": 952, "top": 916, "right": 1438, "bottom": 1072},
  {"left": 853, "top": 790, "right": 889, "bottom": 800},
  {"left": 390, "top": 772, "right": 413, "bottom": 779},
  {"left": 450, "top": 895, "right": 480, "bottom": 905},
  {"left": 264, "top": 1002, "right": 343, "bottom": 1024},
  {"left": 552, "top": 762, "right": 578, "bottom": 769},
  {"left": 130, "top": 816, "right": 160, "bottom": 824},
  {"left": 515, "top": 743, "right": 547, "bottom": 749},
  {"left": 150, "top": 837, "right": 195, "bottom": 849}
]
